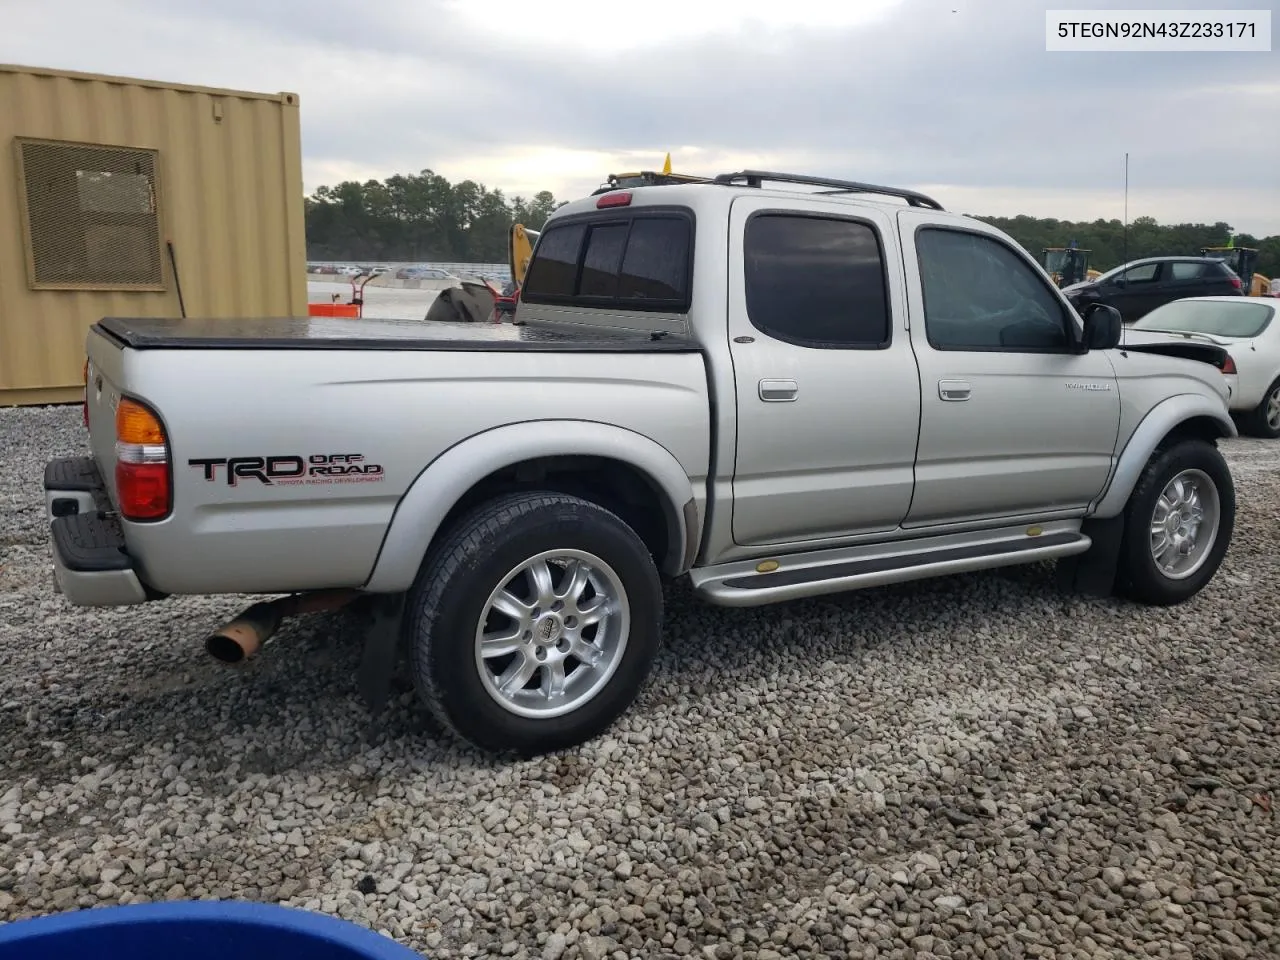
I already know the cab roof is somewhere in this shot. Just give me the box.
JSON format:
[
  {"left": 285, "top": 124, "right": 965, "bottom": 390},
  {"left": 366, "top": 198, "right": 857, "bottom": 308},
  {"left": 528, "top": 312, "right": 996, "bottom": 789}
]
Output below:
[
  {"left": 548, "top": 168, "right": 956, "bottom": 229},
  {"left": 590, "top": 168, "right": 945, "bottom": 209}
]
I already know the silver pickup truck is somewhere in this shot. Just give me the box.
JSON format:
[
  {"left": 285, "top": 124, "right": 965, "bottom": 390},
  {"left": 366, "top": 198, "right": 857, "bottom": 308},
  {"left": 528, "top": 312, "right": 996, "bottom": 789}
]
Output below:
[{"left": 45, "top": 169, "right": 1238, "bottom": 756}]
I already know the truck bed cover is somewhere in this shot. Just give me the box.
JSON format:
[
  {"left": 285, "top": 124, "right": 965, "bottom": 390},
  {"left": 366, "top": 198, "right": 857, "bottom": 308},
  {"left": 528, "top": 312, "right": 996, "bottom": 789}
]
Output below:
[{"left": 94, "top": 316, "right": 701, "bottom": 353}]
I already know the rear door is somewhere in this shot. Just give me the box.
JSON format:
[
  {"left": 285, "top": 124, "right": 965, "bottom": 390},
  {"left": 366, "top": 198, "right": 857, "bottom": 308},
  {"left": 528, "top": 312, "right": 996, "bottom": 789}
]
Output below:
[
  {"left": 1162, "top": 258, "right": 1242, "bottom": 305},
  {"left": 1166, "top": 259, "right": 1214, "bottom": 300},
  {"left": 1196, "top": 259, "right": 1245, "bottom": 297},
  {"left": 726, "top": 195, "right": 921, "bottom": 547},
  {"left": 898, "top": 211, "right": 1121, "bottom": 528}
]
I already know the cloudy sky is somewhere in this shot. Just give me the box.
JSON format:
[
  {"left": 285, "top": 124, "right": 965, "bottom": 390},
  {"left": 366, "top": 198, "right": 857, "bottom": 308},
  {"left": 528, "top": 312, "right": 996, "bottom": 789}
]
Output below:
[{"left": 5, "top": 0, "right": 1278, "bottom": 234}]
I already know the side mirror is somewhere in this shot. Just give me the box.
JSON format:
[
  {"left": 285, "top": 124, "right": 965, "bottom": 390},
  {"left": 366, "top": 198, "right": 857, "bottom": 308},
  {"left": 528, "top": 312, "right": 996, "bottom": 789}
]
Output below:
[{"left": 1081, "top": 303, "right": 1123, "bottom": 351}]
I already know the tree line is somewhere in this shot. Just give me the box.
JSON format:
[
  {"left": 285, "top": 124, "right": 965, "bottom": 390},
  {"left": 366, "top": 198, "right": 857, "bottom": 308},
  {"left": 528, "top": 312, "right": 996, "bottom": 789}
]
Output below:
[
  {"left": 303, "top": 169, "right": 565, "bottom": 264},
  {"left": 303, "top": 169, "right": 1280, "bottom": 278},
  {"left": 972, "top": 213, "right": 1280, "bottom": 279}
]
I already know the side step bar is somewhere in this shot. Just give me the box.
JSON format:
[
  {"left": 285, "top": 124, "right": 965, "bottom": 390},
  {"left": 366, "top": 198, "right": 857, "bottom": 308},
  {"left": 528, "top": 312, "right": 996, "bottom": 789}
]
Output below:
[{"left": 691, "top": 525, "right": 1092, "bottom": 607}]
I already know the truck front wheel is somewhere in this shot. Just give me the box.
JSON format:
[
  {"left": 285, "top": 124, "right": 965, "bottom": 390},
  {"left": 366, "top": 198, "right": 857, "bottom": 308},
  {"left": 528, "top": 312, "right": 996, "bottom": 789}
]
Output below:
[
  {"left": 405, "top": 491, "right": 663, "bottom": 755},
  {"left": 1116, "top": 437, "right": 1235, "bottom": 606}
]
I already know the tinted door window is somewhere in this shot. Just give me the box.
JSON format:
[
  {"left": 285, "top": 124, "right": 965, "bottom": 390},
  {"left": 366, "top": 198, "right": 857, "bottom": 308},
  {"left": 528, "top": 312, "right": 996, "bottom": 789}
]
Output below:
[
  {"left": 522, "top": 222, "right": 585, "bottom": 299},
  {"left": 916, "top": 228, "right": 1069, "bottom": 351},
  {"left": 1120, "top": 262, "right": 1160, "bottom": 283},
  {"left": 743, "top": 214, "right": 890, "bottom": 348}
]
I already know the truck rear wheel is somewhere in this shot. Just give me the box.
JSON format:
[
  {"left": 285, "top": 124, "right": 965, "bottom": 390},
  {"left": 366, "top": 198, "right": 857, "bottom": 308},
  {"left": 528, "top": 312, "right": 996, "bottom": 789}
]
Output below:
[
  {"left": 1116, "top": 437, "right": 1235, "bottom": 606},
  {"left": 405, "top": 491, "right": 663, "bottom": 755}
]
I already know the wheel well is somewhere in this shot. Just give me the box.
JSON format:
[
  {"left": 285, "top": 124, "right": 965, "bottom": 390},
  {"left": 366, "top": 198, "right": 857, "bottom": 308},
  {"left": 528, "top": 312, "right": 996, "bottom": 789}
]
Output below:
[
  {"left": 1160, "top": 414, "right": 1231, "bottom": 450},
  {"left": 435, "top": 456, "right": 676, "bottom": 573}
]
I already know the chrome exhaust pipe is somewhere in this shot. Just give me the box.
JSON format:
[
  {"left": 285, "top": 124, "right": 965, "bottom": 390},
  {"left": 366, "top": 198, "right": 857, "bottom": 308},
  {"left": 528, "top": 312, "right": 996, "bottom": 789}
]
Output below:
[{"left": 204, "top": 590, "right": 361, "bottom": 664}]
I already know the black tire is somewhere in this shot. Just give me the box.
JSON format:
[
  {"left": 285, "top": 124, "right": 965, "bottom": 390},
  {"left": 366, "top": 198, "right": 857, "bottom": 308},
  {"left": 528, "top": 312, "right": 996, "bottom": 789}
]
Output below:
[
  {"left": 1116, "top": 438, "right": 1235, "bottom": 606},
  {"left": 405, "top": 490, "right": 663, "bottom": 756},
  {"left": 1242, "top": 377, "right": 1280, "bottom": 439}
]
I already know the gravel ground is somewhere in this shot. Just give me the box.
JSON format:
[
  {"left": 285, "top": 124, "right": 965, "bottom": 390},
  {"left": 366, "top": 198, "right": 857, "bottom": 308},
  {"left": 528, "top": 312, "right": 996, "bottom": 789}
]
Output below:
[{"left": 2, "top": 404, "right": 1277, "bottom": 959}]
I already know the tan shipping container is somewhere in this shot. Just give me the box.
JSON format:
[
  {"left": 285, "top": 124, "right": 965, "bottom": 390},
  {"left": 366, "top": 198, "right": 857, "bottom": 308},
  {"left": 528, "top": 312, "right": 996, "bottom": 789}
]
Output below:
[{"left": 0, "top": 63, "right": 308, "bottom": 406}]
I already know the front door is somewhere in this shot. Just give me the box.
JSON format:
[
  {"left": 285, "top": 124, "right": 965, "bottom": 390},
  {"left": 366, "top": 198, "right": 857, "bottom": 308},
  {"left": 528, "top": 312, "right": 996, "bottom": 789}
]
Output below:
[
  {"left": 898, "top": 210, "right": 1121, "bottom": 528},
  {"left": 1109, "top": 261, "right": 1166, "bottom": 322},
  {"left": 727, "top": 195, "right": 922, "bottom": 547}
]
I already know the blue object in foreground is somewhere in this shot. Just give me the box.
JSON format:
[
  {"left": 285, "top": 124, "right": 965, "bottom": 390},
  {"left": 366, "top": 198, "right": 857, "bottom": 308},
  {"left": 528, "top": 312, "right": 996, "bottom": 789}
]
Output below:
[{"left": 0, "top": 899, "right": 425, "bottom": 960}]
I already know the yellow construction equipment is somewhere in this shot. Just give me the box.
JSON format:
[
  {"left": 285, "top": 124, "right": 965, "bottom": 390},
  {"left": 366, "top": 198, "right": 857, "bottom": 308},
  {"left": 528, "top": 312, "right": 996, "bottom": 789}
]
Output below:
[
  {"left": 509, "top": 222, "right": 538, "bottom": 287},
  {"left": 1041, "top": 246, "right": 1093, "bottom": 287}
]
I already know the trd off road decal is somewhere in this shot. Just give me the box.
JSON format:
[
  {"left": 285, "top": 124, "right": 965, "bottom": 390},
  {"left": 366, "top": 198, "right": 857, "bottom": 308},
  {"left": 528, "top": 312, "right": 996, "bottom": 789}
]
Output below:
[{"left": 187, "top": 454, "right": 385, "bottom": 486}]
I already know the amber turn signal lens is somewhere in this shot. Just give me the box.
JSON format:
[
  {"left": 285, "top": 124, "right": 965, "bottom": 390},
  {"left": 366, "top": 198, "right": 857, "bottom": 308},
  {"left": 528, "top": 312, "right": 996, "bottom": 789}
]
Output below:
[{"left": 116, "top": 398, "right": 166, "bottom": 445}]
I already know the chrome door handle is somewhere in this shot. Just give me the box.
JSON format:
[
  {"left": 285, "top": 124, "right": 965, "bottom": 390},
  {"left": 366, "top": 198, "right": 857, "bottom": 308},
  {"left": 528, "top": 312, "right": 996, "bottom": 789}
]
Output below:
[
  {"left": 939, "top": 379, "right": 971, "bottom": 401},
  {"left": 759, "top": 379, "right": 798, "bottom": 402}
]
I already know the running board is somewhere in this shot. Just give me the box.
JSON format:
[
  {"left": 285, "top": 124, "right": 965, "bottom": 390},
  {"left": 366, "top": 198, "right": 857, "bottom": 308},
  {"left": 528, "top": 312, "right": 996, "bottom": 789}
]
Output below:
[{"left": 690, "top": 525, "right": 1092, "bottom": 607}]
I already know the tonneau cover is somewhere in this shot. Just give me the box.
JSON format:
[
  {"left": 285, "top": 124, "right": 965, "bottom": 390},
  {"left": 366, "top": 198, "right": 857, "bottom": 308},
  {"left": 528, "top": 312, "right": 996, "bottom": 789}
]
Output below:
[{"left": 94, "top": 316, "right": 700, "bottom": 352}]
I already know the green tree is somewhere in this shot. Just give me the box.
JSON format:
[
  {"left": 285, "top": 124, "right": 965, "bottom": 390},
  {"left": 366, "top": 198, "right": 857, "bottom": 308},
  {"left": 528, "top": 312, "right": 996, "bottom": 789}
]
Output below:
[
  {"left": 304, "top": 169, "right": 565, "bottom": 263},
  {"left": 303, "top": 168, "right": 1278, "bottom": 282},
  {"left": 971, "top": 213, "right": 1278, "bottom": 279}
]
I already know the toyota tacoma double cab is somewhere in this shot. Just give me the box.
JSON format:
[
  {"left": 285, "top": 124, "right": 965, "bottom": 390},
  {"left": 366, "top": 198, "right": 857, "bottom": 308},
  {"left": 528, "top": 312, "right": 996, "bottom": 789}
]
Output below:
[{"left": 44, "top": 169, "right": 1238, "bottom": 756}]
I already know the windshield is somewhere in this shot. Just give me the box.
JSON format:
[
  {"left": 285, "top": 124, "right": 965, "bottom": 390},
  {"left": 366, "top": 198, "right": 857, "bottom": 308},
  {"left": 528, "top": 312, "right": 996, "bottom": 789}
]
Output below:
[{"left": 1132, "top": 299, "right": 1274, "bottom": 338}]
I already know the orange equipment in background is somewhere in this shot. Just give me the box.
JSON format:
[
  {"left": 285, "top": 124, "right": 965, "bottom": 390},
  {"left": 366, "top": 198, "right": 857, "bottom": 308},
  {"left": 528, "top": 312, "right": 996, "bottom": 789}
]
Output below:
[{"left": 308, "top": 271, "right": 375, "bottom": 318}]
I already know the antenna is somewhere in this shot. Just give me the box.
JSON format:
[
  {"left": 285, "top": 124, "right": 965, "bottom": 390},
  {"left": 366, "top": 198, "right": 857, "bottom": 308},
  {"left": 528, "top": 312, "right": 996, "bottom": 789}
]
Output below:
[
  {"left": 1123, "top": 152, "right": 1129, "bottom": 268},
  {"left": 1121, "top": 152, "right": 1129, "bottom": 351}
]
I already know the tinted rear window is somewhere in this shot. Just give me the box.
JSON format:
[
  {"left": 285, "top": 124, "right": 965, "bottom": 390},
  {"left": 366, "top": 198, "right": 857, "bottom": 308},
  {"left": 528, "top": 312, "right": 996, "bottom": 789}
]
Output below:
[
  {"left": 521, "top": 210, "right": 693, "bottom": 311},
  {"left": 579, "top": 223, "right": 628, "bottom": 297},
  {"left": 1132, "top": 299, "right": 1273, "bottom": 338},
  {"left": 521, "top": 222, "right": 585, "bottom": 298},
  {"left": 618, "top": 218, "right": 690, "bottom": 302},
  {"left": 1170, "top": 261, "right": 1207, "bottom": 280}
]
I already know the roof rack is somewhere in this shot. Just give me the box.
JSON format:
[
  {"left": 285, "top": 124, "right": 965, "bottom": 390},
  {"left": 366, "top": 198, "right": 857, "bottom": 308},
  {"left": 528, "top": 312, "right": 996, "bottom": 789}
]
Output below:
[
  {"left": 592, "top": 170, "right": 716, "bottom": 195},
  {"left": 713, "top": 169, "right": 944, "bottom": 210},
  {"left": 589, "top": 167, "right": 945, "bottom": 211}
]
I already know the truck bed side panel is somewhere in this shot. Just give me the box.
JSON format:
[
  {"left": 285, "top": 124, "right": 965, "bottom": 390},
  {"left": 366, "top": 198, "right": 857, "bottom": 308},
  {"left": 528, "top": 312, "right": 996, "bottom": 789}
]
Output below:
[
  {"left": 94, "top": 315, "right": 702, "bottom": 352},
  {"left": 85, "top": 329, "right": 711, "bottom": 596}
]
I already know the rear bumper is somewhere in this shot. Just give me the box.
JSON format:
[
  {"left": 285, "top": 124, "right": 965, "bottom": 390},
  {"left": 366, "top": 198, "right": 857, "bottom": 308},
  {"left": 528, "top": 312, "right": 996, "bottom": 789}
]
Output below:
[{"left": 44, "top": 456, "right": 151, "bottom": 607}]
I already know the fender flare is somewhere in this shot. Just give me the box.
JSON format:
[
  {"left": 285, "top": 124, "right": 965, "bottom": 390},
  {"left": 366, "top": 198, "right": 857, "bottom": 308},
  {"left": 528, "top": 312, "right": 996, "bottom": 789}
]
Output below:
[
  {"left": 362, "top": 420, "right": 702, "bottom": 593},
  {"left": 1090, "top": 393, "right": 1237, "bottom": 519}
]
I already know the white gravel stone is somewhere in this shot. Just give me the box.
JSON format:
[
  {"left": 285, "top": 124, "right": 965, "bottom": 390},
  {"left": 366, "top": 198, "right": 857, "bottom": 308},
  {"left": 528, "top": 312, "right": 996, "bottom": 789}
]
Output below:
[{"left": 2, "top": 405, "right": 1279, "bottom": 959}]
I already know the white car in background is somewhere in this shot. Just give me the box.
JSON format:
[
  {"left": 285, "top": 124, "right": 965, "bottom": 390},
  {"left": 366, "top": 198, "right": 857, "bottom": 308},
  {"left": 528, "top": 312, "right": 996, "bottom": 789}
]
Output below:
[{"left": 1127, "top": 296, "right": 1280, "bottom": 438}]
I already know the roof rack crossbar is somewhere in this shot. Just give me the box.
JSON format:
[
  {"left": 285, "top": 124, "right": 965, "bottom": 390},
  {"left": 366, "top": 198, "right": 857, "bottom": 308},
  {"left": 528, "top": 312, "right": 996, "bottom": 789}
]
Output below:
[
  {"left": 592, "top": 170, "right": 716, "bottom": 195},
  {"left": 713, "top": 169, "right": 944, "bottom": 210}
]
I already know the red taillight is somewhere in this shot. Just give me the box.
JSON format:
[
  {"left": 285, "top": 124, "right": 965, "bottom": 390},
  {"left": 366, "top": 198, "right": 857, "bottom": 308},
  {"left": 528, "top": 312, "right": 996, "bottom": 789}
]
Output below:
[
  {"left": 1229, "top": 276, "right": 1242, "bottom": 290},
  {"left": 1222, "top": 354, "right": 1237, "bottom": 375},
  {"left": 115, "top": 461, "right": 171, "bottom": 520},
  {"left": 114, "top": 397, "right": 171, "bottom": 521},
  {"left": 82, "top": 359, "right": 89, "bottom": 428},
  {"left": 596, "top": 191, "right": 632, "bottom": 208}
]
